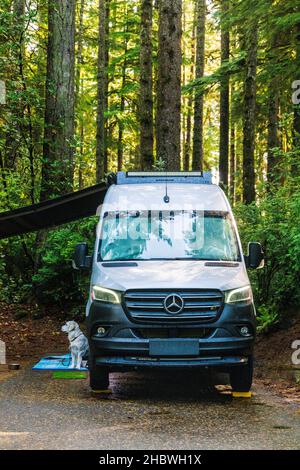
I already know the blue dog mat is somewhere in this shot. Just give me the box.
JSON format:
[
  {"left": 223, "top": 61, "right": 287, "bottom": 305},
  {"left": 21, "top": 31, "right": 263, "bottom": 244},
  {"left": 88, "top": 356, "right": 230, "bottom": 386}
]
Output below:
[{"left": 33, "top": 354, "right": 88, "bottom": 371}]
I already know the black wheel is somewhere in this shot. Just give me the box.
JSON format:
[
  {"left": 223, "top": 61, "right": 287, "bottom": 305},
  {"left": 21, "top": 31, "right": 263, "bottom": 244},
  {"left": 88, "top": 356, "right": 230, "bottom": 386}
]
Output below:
[
  {"left": 89, "top": 358, "right": 109, "bottom": 391},
  {"left": 229, "top": 356, "right": 253, "bottom": 392}
]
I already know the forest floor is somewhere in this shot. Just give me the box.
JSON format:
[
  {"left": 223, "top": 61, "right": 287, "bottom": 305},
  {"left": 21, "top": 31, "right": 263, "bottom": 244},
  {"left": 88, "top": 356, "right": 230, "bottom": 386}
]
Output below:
[
  {"left": 0, "top": 301, "right": 300, "bottom": 402},
  {"left": 0, "top": 302, "right": 300, "bottom": 449},
  {"left": 0, "top": 302, "right": 68, "bottom": 360}
]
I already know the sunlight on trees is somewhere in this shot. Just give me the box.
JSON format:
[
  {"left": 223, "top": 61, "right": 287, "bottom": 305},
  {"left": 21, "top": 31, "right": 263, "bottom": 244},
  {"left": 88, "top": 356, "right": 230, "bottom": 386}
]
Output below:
[{"left": 0, "top": 0, "right": 300, "bottom": 328}]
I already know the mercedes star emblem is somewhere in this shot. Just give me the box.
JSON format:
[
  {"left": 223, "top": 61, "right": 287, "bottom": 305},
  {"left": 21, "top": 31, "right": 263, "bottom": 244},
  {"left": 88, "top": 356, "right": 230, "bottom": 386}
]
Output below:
[{"left": 164, "top": 294, "right": 184, "bottom": 315}]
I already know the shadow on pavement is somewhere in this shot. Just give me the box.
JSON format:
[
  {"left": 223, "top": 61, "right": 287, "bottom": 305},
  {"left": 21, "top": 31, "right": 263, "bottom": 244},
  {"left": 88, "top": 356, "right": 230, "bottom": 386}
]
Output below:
[{"left": 99, "top": 370, "right": 233, "bottom": 403}]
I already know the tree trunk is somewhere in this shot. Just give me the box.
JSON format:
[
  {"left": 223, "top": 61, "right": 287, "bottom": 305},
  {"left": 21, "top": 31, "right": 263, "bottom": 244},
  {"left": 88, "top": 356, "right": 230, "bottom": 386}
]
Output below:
[
  {"left": 32, "top": 4, "right": 47, "bottom": 186},
  {"left": 12, "top": 0, "right": 37, "bottom": 203},
  {"left": 267, "top": 32, "right": 280, "bottom": 183},
  {"left": 96, "top": 0, "right": 109, "bottom": 182},
  {"left": 242, "top": 21, "right": 258, "bottom": 204},
  {"left": 219, "top": 0, "right": 229, "bottom": 189},
  {"left": 140, "top": 0, "right": 154, "bottom": 171},
  {"left": 184, "top": 104, "right": 192, "bottom": 171},
  {"left": 184, "top": 17, "right": 196, "bottom": 172},
  {"left": 5, "top": 0, "right": 25, "bottom": 171},
  {"left": 13, "top": 0, "right": 24, "bottom": 17},
  {"left": 117, "top": 10, "right": 129, "bottom": 172},
  {"left": 156, "top": 0, "right": 182, "bottom": 170},
  {"left": 79, "top": 113, "right": 84, "bottom": 190},
  {"left": 41, "top": 0, "right": 75, "bottom": 201},
  {"left": 104, "top": 0, "right": 110, "bottom": 170},
  {"left": 293, "top": 20, "right": 300, "bottom": 172},
  {"left": 192, "top": 0, "right": 206, "bottom": 171},
  {"left": 267, "top": 87, "right": 280, "bottom": 182},
  {"left": 75, "top": 0, "right": 85, "bottom": 189},
  {"left": 117, "top": 97, "right": 125, "bottom": 171},
  {"left": 230, "top": 119, "right": 235, "bottom": 203}
]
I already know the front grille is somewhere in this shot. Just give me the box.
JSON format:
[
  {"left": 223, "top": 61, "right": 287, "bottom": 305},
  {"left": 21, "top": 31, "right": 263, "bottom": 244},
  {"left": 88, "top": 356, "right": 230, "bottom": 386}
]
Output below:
[
  {"left": 133, "top": 328, "right": 213, "bottom": 339},
  {"left": 124, "top": 290, "right": 223, "bottom": 323}
]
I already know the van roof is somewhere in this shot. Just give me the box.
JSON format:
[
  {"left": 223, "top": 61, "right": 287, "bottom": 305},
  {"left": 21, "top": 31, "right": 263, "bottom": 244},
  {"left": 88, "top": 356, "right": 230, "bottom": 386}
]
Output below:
[{"left": 102, "top": 183, "right": 230, "bottom": 212}]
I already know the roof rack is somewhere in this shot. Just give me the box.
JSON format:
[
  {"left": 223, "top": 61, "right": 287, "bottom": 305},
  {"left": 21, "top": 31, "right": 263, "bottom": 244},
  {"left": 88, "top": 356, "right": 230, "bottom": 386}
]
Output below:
[{"left": 116, "top": 171, "right": 212, "bottom": 185}]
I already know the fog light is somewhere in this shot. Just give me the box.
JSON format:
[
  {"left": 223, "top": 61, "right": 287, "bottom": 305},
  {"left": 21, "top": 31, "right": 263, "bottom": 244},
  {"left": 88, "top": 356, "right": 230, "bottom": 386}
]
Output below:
[
  {"left": 240, "top": 326, "right": 251, "bottom": 337},
  {"left": 97, "top": 327, "right": 106, "bottom": 336}
]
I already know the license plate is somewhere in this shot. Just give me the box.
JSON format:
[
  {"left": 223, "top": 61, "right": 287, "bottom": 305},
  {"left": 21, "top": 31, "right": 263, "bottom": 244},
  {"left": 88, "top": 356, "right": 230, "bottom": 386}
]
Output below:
[{"left": 149, "top": 339, "right": 199, "bottom": 357}]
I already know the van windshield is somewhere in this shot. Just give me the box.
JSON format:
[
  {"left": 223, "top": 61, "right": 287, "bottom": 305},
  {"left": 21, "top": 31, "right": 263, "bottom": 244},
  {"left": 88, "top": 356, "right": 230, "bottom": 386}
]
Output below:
[{"left": 98, "top": 210, "right": 241, "bottom": 262}]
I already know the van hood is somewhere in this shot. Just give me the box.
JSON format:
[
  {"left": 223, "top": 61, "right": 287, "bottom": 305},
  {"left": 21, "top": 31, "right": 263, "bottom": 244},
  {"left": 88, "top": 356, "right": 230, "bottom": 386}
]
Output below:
[{"left": 92, "top": 260, "right": 249, "bottom": 292}]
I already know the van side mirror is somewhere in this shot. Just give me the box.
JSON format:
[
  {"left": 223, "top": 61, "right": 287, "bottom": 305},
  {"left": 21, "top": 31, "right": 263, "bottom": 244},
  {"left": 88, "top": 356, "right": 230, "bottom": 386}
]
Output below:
[
  {"left": 73, "top": 242, "right": 92, "bottom": 270},
  {"left": 245, "top": 242, "right": 264, "bottom": 269}
]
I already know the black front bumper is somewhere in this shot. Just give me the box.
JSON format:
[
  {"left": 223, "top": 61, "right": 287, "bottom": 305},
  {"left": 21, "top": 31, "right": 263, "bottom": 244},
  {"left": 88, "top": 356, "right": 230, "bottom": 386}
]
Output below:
[{"left": 87, "top": 299, "right": 256, "bottom": 371}]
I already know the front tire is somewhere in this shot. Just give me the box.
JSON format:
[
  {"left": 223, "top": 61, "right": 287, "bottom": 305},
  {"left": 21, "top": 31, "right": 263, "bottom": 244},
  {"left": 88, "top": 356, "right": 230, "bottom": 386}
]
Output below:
[
  {"left": 229, "top": 356, "right": 253, "bottom": 392},
  {"left": 89, "top": 358, "right": 109, "bottom": 391}
]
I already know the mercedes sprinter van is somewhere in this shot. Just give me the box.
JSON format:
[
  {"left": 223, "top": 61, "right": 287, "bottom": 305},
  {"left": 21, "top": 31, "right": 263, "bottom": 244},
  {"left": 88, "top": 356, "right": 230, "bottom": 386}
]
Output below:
[{"left": 73, "top": 172, "right": 264, "bottom": 392}]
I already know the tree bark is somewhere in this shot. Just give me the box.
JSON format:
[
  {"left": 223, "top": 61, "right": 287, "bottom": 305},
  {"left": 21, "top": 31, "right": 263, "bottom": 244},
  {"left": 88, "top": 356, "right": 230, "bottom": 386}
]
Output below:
[
  {"left": 293, "top": 20, "right": 300, "bottom": 172},
  {"left": 117, "top": 9, "right": 129, "bottom": 172},
  {"left": 184, "top": 102, "right": 192, "bottom": 171},
  {"left": 219, "top": 0, "right": 230, "bottom": 189},
  {"left": 267, "top": 33, "right": 280, "bottom": 183},
  {"left": 104, "top": 0, "right": 110, "bottom": 170},
  {"left": 192, "top": 0, "right": 206, "bottom": 171},
  {"left": 96, "top": 0, "right": 109, "bottom": 182},
  {"left": 242, "top": 20, "right": 258, "bottom": 204},
  {"left": 184, "top": 18, "right": 196, "bottom": 172},
  {"left": 140, "top": 0, "right": 154, "bottom": 170},
  {"left": 75, "top": 0, "right": 85, "bottom": 189},
  {"left": 267, "top": 87, "right": 280, "bottom": 182},
  {"left": 13, "top": 0, "right": 24, "bottom": 17},
  {"left": 5, "top": 0, "right": 25, "bottom": 171},
  {"left": 41, "top": 0, "right": 75, "bottom": 200},
  {"left": 156, "top": 0, "right": 182, "bottom": 170},
  {"left": 230, "top": 119, "right": 235, "bottom": 203}
]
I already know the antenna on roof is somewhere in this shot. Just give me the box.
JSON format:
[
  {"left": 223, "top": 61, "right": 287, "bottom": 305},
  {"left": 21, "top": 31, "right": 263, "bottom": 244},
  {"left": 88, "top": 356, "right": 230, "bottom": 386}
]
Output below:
[
  {"left": 163, "top": 184, "right": 170, "bottom": 204},
  {"left": 163, "top": 160, "right": 170, "bottom": 204}
]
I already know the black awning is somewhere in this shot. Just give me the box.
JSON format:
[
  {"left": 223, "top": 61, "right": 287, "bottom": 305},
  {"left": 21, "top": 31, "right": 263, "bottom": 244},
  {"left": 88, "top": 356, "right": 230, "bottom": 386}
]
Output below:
[{"left": 0, "top": 183, "right": 108, "bottom": 239}]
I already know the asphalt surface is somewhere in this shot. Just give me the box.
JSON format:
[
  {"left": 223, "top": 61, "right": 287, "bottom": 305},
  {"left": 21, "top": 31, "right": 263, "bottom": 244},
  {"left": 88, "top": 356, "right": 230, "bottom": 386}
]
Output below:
[{"left": 0, "top": 365, "right": 299, "bottom": 450}]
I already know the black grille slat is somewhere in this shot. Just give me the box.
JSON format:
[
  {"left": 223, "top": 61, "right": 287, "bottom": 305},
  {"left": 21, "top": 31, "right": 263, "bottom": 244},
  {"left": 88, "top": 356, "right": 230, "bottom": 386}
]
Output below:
[
  {"left": 125, "top": 295, "right": 166, "bottom": 300},
  {"left": 131, "top": 314, "right": 217, "bottom": 321},
  {"left": 127, "top": 304, "right": 164, "bottom": 310},
  {"left": 124, "top": 290, "right": 223, "bottom": 323},
  {"left": 181, "top": 294, "right": 222, "bottom": 299},
  {"left": 183, "top": 305, "right": 219, "bottom": 310}
]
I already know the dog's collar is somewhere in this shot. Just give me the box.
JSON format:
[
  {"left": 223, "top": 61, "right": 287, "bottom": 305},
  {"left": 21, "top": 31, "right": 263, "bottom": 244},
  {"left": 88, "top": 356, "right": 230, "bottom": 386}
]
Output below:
[{"left": 70, "top": 332, "right": 83, "bottom": 343}]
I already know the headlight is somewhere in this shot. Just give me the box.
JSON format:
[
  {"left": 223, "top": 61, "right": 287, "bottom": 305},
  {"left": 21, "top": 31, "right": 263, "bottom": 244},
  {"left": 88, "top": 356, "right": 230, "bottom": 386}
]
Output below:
[
  {"left": 224, "top": 286, "right": 253, "bottom": 304},
  {"left": 92, "top": 286, "right": 121, "bottom": 304}
]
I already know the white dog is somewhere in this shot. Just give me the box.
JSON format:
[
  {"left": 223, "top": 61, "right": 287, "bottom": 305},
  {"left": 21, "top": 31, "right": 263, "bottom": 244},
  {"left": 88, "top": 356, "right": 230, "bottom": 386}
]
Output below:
[{"left": 61, "top": 321, "right": 89, "bottom": 369}]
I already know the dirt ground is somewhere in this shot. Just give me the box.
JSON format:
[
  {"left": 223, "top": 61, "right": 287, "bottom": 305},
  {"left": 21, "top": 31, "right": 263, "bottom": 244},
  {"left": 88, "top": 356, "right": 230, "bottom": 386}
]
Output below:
[
  {"left": 255, "top": 320, "right": 300, "bottom": 404},
  {"left": 1, "top": 365, "right": 300, "bottom": 450},
  {"left": 0, "top": 302, "right": 300, "bottom": 450},
  {"left": 1, "top": 301, "right": 300, "bottom": 403},
  {"left": 0, "top": 302, "right": 68, "bottom": 360}
]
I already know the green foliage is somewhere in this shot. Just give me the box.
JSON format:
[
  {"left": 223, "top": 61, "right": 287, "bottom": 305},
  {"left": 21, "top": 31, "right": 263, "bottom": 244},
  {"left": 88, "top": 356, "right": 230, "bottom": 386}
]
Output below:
[
  {"left": 0, "top": 0, "right": 300, "bottom": 334},
  {"left": 235, "top": 169, "right": 300, "bottom": 331},
  {"left": 33, "top": 218, "right": 97, "bottom": 307},
  {"left": 182, "top": 53, "right": 246, "bottom": 96},
  {"left": 0, "top": 218, "right": 97, "bottom": 309},
  {"left": 256, "top": 305, "right": 279, "bottom": 334}
]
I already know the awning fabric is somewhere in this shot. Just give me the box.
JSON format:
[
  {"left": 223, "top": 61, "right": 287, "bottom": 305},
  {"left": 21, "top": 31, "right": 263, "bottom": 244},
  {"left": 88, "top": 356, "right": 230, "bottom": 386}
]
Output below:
[{"left": 0, "top": 183, "right": 108, "bottom": 239}]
